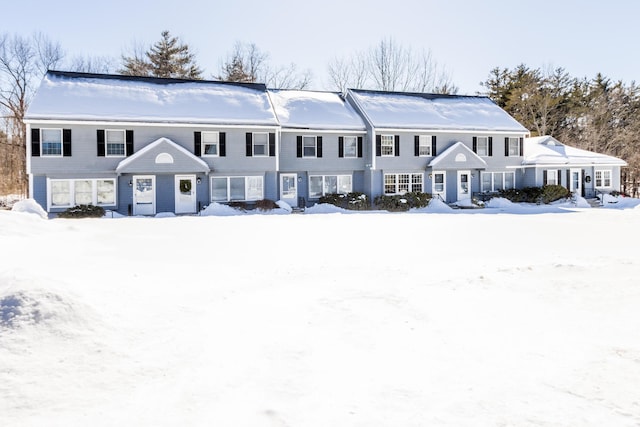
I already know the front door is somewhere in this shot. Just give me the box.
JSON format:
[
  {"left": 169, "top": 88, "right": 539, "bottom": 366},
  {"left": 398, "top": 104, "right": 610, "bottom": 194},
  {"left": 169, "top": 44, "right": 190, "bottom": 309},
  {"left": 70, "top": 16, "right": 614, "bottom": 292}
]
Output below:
[
  {"left": 133, "top": 175, "right": 155, "bottom": 216},
  {"left": 570, "top": 168, "right": 582, "bottom": 196},
  {"left": 175, "top": 175, "right": 197, "bottom": 214},
  {"left": 280, "top": 173, "right": 298, "bottom": 207},
  {"left": 457, "top": 170, "right": 471, "bottom": 202}
]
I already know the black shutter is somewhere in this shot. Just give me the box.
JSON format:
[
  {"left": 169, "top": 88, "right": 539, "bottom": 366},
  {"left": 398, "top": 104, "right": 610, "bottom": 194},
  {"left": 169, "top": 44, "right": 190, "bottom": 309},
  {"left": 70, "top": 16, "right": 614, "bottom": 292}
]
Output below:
[
  {"left": 472, "top": 136, "right": 477, "bottom": 153},
  {"left": 194, "top": 131, "right": 201, "bottom": 156},
  {"left": 317, "top": 136, "right": 323, "bottom": 158},
  {"left": 31, "top": 128, "right": 40, "bottom": 157},
  {"left": 519, "top": 137, "right": 524, "bottom": 156},
  {"left": 394, "top": 135, "right": 400, "bottom": 157},
  {"left": 63, "top": 129, "right": 72, "bottom": 157},
  {"left": 97, "top": 130, "right": 105, "bottom": 156},
  {"left": 488, "top": 136, "right": 493, "bottom": 157},
  {"left": 414, "top": 135, "right": 420, "bottom": 156},
  {"left": 220, "top": 132, "right": 226, "bottom": 157},
  {"left": 126, "top": 130, "right": 134, "bottom": 156},
  {"left": 268, "top": 132, "right": 275, "bottom": 157},
  {"left": 338, "top": 136, "right": 344, "bottom": 158},
  {"left": 296, "top": 135, "right": 303, "bottom": 158},
  {"left": 431, "top": 135, "right": 437, "bottom": 156},
  {"left": 357, "top": 136, "right": 363, "bottom": 158},
  {"left": 558, "top": 169, "right": 562, "bottom": 186},
  {"left": 376, "top": 135, "right": 381, "bottom": 157},
  {"left": 246, "top": 133, "right": 253, "bottom": 157},
  {"left": 543, "top": 170, "right": 548, "bottom": 186},
  {"left": 505, "top": 137, "right": 509, "bottom": 156}
]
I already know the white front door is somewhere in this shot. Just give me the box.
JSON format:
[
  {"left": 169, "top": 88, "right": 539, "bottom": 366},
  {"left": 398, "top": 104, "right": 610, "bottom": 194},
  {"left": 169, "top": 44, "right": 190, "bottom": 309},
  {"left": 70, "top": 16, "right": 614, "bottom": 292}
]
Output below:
[
  {"left": 133, "top": 175, "right": 155, "bottom": 216},
  {"left": 280, "top": 173, "right": 297, "bottom": 206},
  {"left": 457, "top": 170, "right": 471, "bottom": 202},
  {"left": 570, "top": 168, "right": 582, "bottom": 196},
  {"left": 431, "top": 171, "right": 446, "bottom": 200},
  {"left": 175, "top": 175, "right": 197, "bottom": 214}
]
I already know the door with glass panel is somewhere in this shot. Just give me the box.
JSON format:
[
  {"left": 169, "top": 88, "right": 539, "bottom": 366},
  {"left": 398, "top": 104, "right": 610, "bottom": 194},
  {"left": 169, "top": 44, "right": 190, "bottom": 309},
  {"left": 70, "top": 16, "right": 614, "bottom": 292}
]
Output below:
[
  {"left": 133, "top": 175, "right": 155, "bottom": 215},
  {"left": 280, "top": 173, "right": 297, "bottom": 207},
  {"left": 457, "top": 170, "right": 471, "bottom": 202},
  {"left": 570, "top": 168, "right": 582, "bottom": 196}
]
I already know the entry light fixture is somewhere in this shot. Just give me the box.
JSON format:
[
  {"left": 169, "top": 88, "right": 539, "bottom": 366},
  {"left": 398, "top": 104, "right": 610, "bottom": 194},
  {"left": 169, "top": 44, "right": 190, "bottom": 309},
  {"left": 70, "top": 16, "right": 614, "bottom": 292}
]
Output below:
[
  {"left": 196, "top": 177, "right": 202, "bottom": 184},
  {"left": 128, "top": 180, "right": 133, "bottom": 187}
]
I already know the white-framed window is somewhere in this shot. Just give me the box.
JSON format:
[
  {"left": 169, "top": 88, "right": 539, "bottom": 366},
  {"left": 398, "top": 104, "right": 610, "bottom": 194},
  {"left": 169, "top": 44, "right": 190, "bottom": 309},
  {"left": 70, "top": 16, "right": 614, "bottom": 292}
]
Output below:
[
  {"left": 308, "top": 175, "right": 352, "bottom": 198},
  {"left": 303, "top": 136, "right": 317, "bottom": 158},
  {"left": 432, "top": 171, "right": 445, "bottom": 195},
  {"left": 48, "top": 178, "right": 116, "bottom": 209},
  {"left": 41, "top": 128, "right": 63, "bottom": 156},
  {"left": 480, "top": 171, "right": 515, "bottom": 192},
  {"left": 507, "top": 137, "right": 521, "bottom": 156},
  {"left": 545, "top": 170, "right": 558, "bottom": 186},
  {"left": 595, "top": 169, "right": 612, "bottom": 188},
  {"left": 211, "top": 176, "right": 264, "bottom": 202},
  {"left": 252, "top": 132, "right": 268, "bottom": 156},
  {"left": 384, "top": 173, "right": 423, "bottom": 195},
  {"left": 381, "top": 135, "right": 394, "bottom": 156},
  {"left": 202, "top": 131, "right": 220, "bottom": 156},
  {"left": 343, "top": 136, "right": 357, "bottom": 158},
  {"left": 105, "top": 129, "right": 125, "bottom": 157},
  {"left": 476, "top": 136, "right": 489, "bottom": 157},
  {"left": 418, "top": 135, "right": 432, "bottom": 156}
]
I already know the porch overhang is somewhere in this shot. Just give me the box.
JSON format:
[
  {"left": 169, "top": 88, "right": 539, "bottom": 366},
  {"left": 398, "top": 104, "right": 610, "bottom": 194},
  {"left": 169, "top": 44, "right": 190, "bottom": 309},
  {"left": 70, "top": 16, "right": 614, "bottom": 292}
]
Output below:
[
  {"left": 116, "top": 137, "right": 210, "bottom": 174},
  {"left": 427, "top": 141, "right": 487, "bottom": 170}
]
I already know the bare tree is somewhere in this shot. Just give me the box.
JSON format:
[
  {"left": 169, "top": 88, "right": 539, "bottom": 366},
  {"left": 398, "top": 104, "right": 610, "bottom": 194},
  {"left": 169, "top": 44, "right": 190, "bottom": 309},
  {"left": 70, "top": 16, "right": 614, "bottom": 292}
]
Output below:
[
  {"left": 327, "top": 37, "right": 457, "bottom": 94},
  {"left": 68, "top": 54, "right": 116, "bottom": 74},
  {"left": 219, "top": 41, "right": 312, "bottom": 89},
  {"left": 0, "top": 32, "right": 63, "bottom": 195}
]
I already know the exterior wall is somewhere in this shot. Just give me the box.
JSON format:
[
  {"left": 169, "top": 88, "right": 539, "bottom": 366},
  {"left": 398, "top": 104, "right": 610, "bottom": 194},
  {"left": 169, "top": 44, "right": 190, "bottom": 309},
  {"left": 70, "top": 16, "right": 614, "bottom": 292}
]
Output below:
[{"left": 523, "top": 165, "right": 623, "bottom": 198}]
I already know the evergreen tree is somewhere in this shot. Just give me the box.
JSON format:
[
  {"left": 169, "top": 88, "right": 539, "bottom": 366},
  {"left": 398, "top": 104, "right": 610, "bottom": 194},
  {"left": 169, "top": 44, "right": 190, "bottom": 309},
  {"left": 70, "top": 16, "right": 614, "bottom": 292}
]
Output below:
[{"left": 120, "top": 31, "right": 202, "bottom": 79}]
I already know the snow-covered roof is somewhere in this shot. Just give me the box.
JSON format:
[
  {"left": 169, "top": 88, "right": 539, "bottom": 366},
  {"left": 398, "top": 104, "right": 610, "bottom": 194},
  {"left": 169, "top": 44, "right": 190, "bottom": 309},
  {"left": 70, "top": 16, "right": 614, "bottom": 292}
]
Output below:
[
  {"left": 522, "top": 136, "right": 627, "bottom": 166},
  {"left": 25, "top": 71, "right": 280, "bottom": 126},
  {"left": 348, "top": 89, "right": 528, "bottom": 132},
  {"left": 269, "top": 90, "right": 365, "bottom": 131}
]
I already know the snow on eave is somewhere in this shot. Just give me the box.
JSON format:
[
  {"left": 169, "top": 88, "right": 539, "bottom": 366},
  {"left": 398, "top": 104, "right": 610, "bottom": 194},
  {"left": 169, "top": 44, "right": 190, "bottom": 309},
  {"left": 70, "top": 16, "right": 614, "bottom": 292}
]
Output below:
[{"left": 522, "top": 136, "right": 627, "bottom": 167}]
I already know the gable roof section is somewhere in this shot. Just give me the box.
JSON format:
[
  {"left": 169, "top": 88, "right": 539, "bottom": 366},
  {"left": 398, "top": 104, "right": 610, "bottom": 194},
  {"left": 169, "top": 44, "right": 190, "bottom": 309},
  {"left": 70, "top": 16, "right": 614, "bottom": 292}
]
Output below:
[
  {"left": 25, "top": 71, "right": 279, "bottom": 126},
  {"left": 348, "top": 89, "right": 528, "bottom": 132},
  {"left": 116, "top": 137, "right": 210, "bottom": 174},
  {"left": 428, "top": 141, "right": 488, "bottom": 170},
  {"left": 268, "top": 89, "right": 365, "bottom": 131},
  {"left": 522, "top": 136, "right": 627, "bottom": 167}
]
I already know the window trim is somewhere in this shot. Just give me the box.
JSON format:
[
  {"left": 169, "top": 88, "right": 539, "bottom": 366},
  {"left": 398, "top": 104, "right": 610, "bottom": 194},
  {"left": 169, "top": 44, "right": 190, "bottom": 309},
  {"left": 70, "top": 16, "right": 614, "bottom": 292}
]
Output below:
[
  {"left": 480, "top": 171, "right": 516, "bottom": 192},
  {"left": 476, "top": 136, "right": 490, "bottom": 157},
  {"left": 594, "top": 169, "right": 612, "bottom": 188},
  {"left": 201, "top": 131, "right": 220, "bottom": 157},
  {"left": 105, "top": 129, "right": 126, "bottom": 158},
  {"left": 381, "top": 134, "right": 395, "bottom": 157},
  {"left": 210, "top": 176, "right": 264, "bottom": 202},
  {"left": 41, "top": 128, "right": 63, "bottom": 157},
  {"left": 384, "top": 173, "right": 423, "bottom": 195},
  {"left": 506, "top": 137, "right": 520, "bottom": 157},
  {"left": 343, "top": 136, "right": 358, "bottom": 158},
  {"left": 303, "top": 135, "right": 318, "bottom": 158},
  {"left": 47, "top": 178, "right": 117, "bottom": 210},
  {"left": 418, "top": 135, "right": 432, "bottom": 157}
]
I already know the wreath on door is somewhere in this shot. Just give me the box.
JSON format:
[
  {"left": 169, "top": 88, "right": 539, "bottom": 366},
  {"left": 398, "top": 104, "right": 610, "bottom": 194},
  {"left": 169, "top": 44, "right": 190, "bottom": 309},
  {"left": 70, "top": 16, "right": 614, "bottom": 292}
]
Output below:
[{"left": 180, "top": 180, "right": 192, "bottom": 193}]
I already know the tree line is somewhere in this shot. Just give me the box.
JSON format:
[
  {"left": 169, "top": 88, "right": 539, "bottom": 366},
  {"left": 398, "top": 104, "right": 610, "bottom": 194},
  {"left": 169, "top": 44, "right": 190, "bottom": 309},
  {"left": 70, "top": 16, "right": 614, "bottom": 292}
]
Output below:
[{"left": 1, "top": 30, "right": 638, "bottom": 197}]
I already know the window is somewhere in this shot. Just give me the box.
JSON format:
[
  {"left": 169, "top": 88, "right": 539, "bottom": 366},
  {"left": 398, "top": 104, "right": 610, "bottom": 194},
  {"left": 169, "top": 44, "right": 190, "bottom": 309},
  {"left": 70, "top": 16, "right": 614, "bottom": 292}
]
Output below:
[
  {"left": 418, "top": 135, "right": 432, "bottom": 156},
  {"left": 595, "top": 170, "right": 612, "bottom": 187},
  {"left": 41, "top": 129, "right": 62, "bottom": 156},
  {"left": 381, "top": 135, "right": 394, "bottom": 156},
  {"left": 506, "top": 137, "right": 521, "bottom": 156},
  {"left": 476, "top": 137, "right": 489, "bottom": 157},
  {"left": 105, "top": 130, "right": 125, "bottom": 156},
  {"left": 49, "top": 178, "right": 116, "bottom": 208},
  {"left": 480, "top": 172, "right": 515, "bottom": 192},
  {"left": 343, "top": 136, "right": 357, "bottom": 158},
  {"left": 308, "top": 175, "right": 352, "bottom": 198},
  {"left": 202, "top": 131, "right": 220, "bottom": 156},
  {"left": 384, "top": 173, "right": 423, "bottom": 195},
  {"left": 211, "top": 176, "right": 264, "bottom": 202},
  {"left": 253, "top": 133, "right": 268, "bottom": 156},
  {"left": 545, "top": 170, "right": 558, "bottom": 186},
  {"left": 303, "top": 136, "right": 317, "bottom": 157}
]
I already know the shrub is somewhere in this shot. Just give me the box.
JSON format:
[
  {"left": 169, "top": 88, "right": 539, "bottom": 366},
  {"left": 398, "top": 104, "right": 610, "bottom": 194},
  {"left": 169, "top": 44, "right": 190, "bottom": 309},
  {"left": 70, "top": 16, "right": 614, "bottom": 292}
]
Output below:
[
  {"left": 540, "top": 185, "right": 571, "bottom": 204},
  {"left": 319, "top": 192, "right": 369, "bottom": 211},
  {"left": 58, "top": 204, "right": 105, "bottom": 218},
  {"left": 374, "top": 192, "right": 432, "bottom": 212},
  {"left": 255, "top": 199, "right": 278, "bottom": 211},
  {"left": 498, "top": 185, "right": 570, "bottom": 204},
  {"left": 228, "top": 201, "right": 248, "bottom": 211}
]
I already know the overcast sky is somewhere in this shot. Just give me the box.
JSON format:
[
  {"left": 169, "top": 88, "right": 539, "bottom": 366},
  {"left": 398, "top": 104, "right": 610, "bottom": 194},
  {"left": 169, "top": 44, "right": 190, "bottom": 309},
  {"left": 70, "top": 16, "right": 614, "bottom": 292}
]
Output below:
[{"left": 4, "top": 0, "right": 638, "bottom": 94}]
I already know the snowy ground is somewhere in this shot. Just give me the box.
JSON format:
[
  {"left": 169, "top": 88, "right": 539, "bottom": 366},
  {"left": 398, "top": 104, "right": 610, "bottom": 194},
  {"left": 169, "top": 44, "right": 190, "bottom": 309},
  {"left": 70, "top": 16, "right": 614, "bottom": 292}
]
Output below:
[{"left": 2, "top": 197, "right": 640, "bottom": 426}]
